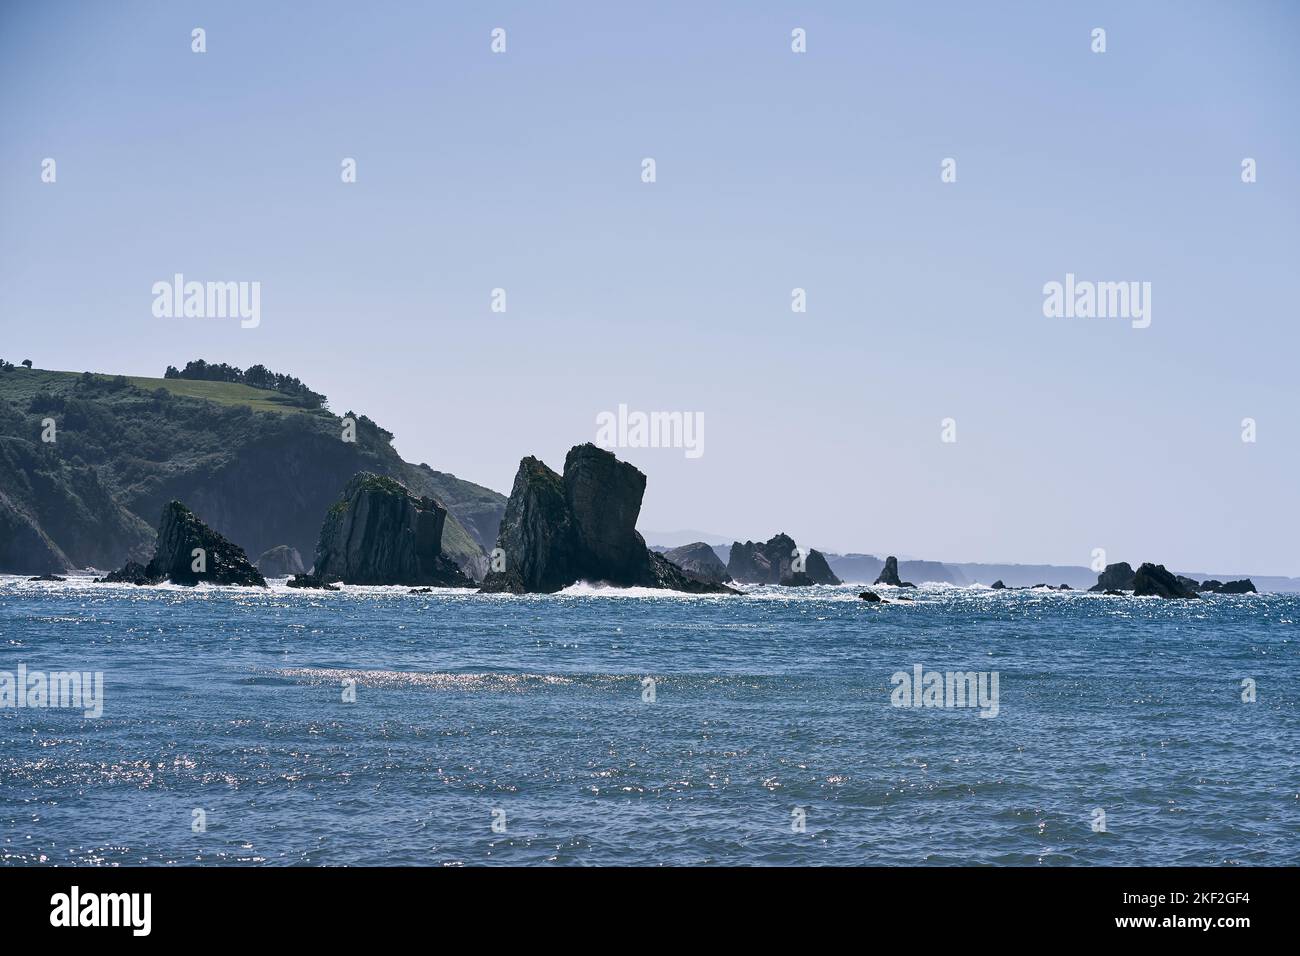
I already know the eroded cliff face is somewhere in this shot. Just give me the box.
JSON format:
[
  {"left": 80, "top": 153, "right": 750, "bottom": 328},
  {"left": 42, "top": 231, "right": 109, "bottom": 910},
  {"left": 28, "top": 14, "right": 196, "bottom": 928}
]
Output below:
[
  {"left": 482, "top": 444, "right": 735, "bottom": 595},
  {"left": 311, "top": 473, "right": 472, "bottom": 587}
]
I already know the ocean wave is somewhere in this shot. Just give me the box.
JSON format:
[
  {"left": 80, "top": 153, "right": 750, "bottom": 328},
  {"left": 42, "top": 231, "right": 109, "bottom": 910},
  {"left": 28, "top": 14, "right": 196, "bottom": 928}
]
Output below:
[{"left": 276, "top": 667, "right": 577, "bottom": 692}]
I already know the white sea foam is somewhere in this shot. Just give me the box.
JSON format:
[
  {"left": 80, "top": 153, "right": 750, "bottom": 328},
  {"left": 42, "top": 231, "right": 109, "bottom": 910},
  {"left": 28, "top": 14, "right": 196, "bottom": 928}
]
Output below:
[{"left": 278, "top": 667, "right": 576, "bottom": 692}]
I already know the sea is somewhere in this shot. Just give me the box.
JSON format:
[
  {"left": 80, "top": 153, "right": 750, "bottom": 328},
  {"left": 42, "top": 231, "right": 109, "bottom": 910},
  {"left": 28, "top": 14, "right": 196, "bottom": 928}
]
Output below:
[{"left": 1, "top": 576, "right": 1295, "bottom": 866}]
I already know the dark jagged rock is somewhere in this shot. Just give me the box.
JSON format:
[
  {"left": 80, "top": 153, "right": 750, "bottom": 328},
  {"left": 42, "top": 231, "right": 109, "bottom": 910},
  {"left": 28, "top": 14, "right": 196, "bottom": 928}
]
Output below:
[
  {"left": 645, "top": 550, "right": 741, "bottom": 594},
  {"left": 97, "top": 503, "right": 265, "bottom": 586},
  {"left": 1058, "top": 583, "right": 1072, "bottom": 590},
  {"left": 727, "top": 533, "right": 798, "bottom": 584},
  {"left": 991, "top": 579, "right": 1008, "bottom": 589},
  {"left": 255, "top": 545, "right": 305, "bottom": 577},
  {"left": 481, "top": 445, "right": 735, "bottom": 595},
  {"left": 409, "top": 587, "right": 433, "bottom": 594},
  {"left": 873, "top": 556, "right": 915, "bottom": 588},
  {"left": 662, "top": 542, "right": 732, "bottom": 585},
  {"left": 287, "top": 572, "right": 340, "bottom": 591},
  {"left": 310, "top": 473, "right": 473, "bottom": 587},
  {"left": 27, "top": 573, "right": 66, "bottom": 582},
  {"left": 150, "top": 501, "right": 266, "bottom": 586},
  {"left": 726, "top": 533, "right": 837, "bottom": 585},
  {"left": 1132, "top": 562, "right": 1200, "bottom": 599},
  {"left": 1194, "top": 578, "right": 1256, "bottom": 594},
  {"left": 1088, "top": 562, "right": 1136, "bottom": 592},
  {"left": 480, "top": 457, "right": 576, "bottom": 594},
  {"left": 1176, "top": 575, "right": 1201, "bottom": 593},
  {"left": 563, "top": 444, "right": 648, "bottom": 583},
  {"left": 858, "top": 590, "right": 884, "bottom": 602},
  {"left": 97, "top": 561, "right": 156, "bottom": 585},
  {"left": 804, "top": 549, "right": 842, "bottom": 585},
  {"left": 1215, "top": 579, "right": 1257, "bottom": 594},
  {"left": 1103, "top": 588, "right": 1124, "bottom": 596}
]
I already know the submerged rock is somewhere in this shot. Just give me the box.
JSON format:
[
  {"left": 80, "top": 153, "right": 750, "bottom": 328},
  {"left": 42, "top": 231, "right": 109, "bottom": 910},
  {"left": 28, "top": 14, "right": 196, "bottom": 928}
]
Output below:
[
  {"left": 255, "top": 545, "right": 305, "bottom": 577},
  {"left": 98, "top": 502, "right": 265, "bottom": 587},
  {"left": 873, "top": 556, "right": 915, "bottom": 588},
  {"left": 286, "top": 572, "right": 340, "bottom": 591},
  {"left": 1132, "top": 562, "right": 1200, "bottom": 599},
  {"left": 1088, "top": 562, "right": 1136, "bottom": 592},
  {"left": 858, "top": 590, "right": 884, "bottom": 602},
  {"left": 27, "top": 573, "right": 66, "bottom": 582},
  {"left": 311, "top": 473, "right": 473, "bottom": 587},
  {"left": 662, "top": 542, "right": 732, "bottom": 585},
  {"left": 481, "top": 444, "right": 735, "bottom": 595}
]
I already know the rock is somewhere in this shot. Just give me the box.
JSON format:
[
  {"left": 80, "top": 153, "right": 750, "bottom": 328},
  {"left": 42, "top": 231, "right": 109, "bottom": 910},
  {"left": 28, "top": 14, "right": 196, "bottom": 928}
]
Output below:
[
  {"left": 1058, "top": 583, "right": 1072, "bottom": 590},
  {"left": 409, "top": 587, "right": 433, "bottom": 594},
  {"left": 803, "top": 549, "right": 842, "bottom": 585},
  {"left": 873, "top": 556, "right": 915, "bottom": 588},
  {"left": 1215, "top": 579, "right": 1257, "bottom": 594},
  {"left": 1176, "top": 575, "right": 1201, "bottom": 592},
  {"left": 481, "top": 444, "right": 735, "bottom": 595},
  {"left": 310, "top": 473, "right": 473, "bottom": 587},
  {"left": 1132, "top": 562, "right": 1200, "bottom": 599},
  {"left": 726, "top": 535, "right": 839, "bottom": 586},
  {"left": 644, "top": 550, "right": 742, "bottom": 595},
  {"left": 1194, "top": 578, "right": 1256, "bottom": 594},
  {"left": 27, "top": 573, "right": 66, "bottom": 582},
  {"left": 858, "top": 590, "right": 884, "bottom": 602},
  {"left": 151, "top": 501, "right": 266, "bottom": 586},
  {"left": 97, "top": 561, "right": 156, "bottom": 585},
  {"left": 727, "top": 533, "right": 798, "bottom": 584},
  {"left": 255, "top": 545, "right": 305, "bottom": 577},
  {"left": 1103, "top": 588, "right": 1124, "bottom": 596},
  {"left": 479, "top": 456, "right": 574, "bottom": 593},
  {"left": 662, "top": 542, "right": 733, "bottom": 585},
  {"left": 286, "top": 573, "right": 340, "bottom": 591},
  {"left": 991, "top": 579, "right": 1008, "bottom": 589},
  {"left": 99, "top": 502, "right": 265, "bottom": 586},
  {"left": 1088, "top": 562, "right": 1136, "bottom": 592}
]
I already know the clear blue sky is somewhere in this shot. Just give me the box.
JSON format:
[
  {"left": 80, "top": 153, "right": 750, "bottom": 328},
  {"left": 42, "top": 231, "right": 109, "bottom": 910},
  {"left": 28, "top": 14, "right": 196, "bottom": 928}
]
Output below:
[{"left": 2, "top": 1, "right": 1297, "bottom": 574}]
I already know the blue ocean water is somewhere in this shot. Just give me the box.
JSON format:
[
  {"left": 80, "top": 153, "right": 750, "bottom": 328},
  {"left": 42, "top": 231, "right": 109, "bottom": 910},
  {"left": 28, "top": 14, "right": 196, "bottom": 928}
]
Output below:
[{"left": 0, "top": 577, "right": 1296, "bottom": 866}]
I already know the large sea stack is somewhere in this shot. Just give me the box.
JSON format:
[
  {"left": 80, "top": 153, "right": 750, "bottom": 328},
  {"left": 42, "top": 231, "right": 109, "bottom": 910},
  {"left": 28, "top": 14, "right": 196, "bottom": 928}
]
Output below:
[
  {"left": 310, "top": 473, "right": 473, "bottom": 587},
  {"left": 481, "top": 444, "right": 735, "bottom": 595},
  {"left": 873, "top": 555, "right": 915, "bottom": 588},
  {"left": 99, "top": 501, "right": 266, "bottom": 586}
]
